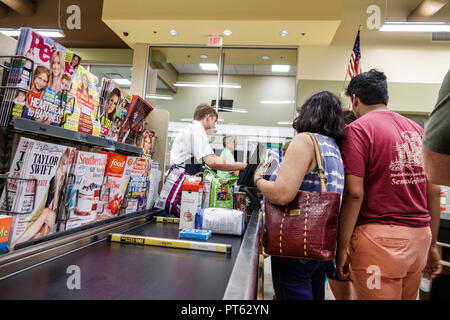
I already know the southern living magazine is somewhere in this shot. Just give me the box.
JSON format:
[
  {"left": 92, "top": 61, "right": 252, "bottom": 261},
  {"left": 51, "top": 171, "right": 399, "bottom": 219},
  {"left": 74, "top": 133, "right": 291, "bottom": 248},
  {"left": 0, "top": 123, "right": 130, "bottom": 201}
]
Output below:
[
  {"left": 108, "top": 92, "right": 132, "bottom": 141},
  {"left": 62, "top": 151, "right": 108, "bottom": 231},
  {"left": 96, "top": 152, "right": 133, "bottom": 220},
  {"left": 125, "top": 157, "right": 151, "bottom": 214},
  {"left": 62, "top": 65, "right": 101, "bottom": 136},
  {"left": 4, "top": 28, "right": 81, "bottom": 126},
  {"left": 0, "top": 137, "right": 75, "bottom": 249},
  {"left": 98, "top": 78, "right": 125, "bottom": 139},
  {"left": 118, "top": 95, "right": 154, "bottom": 146}
]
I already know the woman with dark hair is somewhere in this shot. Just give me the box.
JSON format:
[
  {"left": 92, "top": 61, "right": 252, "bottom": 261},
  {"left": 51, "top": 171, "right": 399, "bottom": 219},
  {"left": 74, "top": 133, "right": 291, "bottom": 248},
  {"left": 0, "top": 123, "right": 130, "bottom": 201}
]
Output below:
[
  {"left": 105, "top": 87, "right": 121, "bottom": 121},
  {"left": 254, "top": 91, "right": 346, "bottom": 300}
]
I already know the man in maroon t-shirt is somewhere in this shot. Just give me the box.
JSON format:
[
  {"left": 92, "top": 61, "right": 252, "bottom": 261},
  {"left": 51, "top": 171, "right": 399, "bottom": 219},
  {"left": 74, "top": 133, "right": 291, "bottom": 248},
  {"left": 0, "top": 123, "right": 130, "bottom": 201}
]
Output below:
[{"left": 336, "top": 69, "right": 442, "bottom": 300}]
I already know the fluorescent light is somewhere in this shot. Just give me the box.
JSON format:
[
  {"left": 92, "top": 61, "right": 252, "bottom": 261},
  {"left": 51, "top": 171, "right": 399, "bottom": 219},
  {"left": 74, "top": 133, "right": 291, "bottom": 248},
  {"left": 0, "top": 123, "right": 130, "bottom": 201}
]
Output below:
[
  {"left": 261, "top": 55, "right": 270, "bottom": 60},
  {"left": 0, "top": 28, "right": 65, "bottom": 38},
  {"left": 272, "top": 65, "right": 290, "bottom": 72},
  {"left": 146, "top": 94, "right": 173, "bottom": 100},
  {"left": 218, "top": 107, "right": 248, "bottom": 113},
  {"left": 112, "top": 78, "right": 131, "bottom": 86},
  {"left": 36, "top": 29, "right": 65, "bottom": 38},
  {"left": 200, "top": 54, "right": 208, "bottom": 59},
  {"left": 200, "top": 63, "right": 218, "bottom": 71},
  {"left": 220, "top": 83, "right": 241, "bottom": 88},
  {"left": 280, "top": 30, "right": 289, "bottom": 37},
  {"left": 380, "top": 22, "right": 450, "bottom": 32},
  {"left": 260, "top": 100, "right": 295, "bottom": 104},
  {"left": 0, "top": 29, "right": 20, "bottom": 37},
  {"left": 173, "top": 82, "right": 209, "bottom": 88},
  {"left": 278, "top": 121, "right": 293, "bottom": 125},
  {"left": 223, "top": 30, "right": 232, "bottom": 36},
  {"left": 180, "top": 118, "right": 193, "bottom": 122},
  {"left": 169, "top": 29, "right": 178, "bottom": 36},
  {"left": 173, "top": 82, "right": 241, "bottom": 88}
]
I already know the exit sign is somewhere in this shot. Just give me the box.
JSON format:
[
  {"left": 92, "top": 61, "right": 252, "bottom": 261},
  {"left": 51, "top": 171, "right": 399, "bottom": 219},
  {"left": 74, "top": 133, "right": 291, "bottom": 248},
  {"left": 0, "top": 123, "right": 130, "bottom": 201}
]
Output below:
[{"left": 207, "top": 35, "right": 223, "bottom": 47}]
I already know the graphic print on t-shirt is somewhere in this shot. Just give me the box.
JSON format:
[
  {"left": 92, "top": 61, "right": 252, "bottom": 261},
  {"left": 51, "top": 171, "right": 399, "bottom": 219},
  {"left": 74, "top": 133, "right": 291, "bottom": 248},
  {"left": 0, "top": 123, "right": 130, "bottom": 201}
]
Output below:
[{"left": 389, "top": 131, "right": 426, "bottom": 186}]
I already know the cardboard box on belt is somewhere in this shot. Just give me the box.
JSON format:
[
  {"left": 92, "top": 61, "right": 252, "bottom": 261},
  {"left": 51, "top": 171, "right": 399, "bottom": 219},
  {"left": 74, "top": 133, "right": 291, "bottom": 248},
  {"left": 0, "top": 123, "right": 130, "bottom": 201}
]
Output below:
[{"left": 179, "top": 176, "right": 203, "bottom": 230}]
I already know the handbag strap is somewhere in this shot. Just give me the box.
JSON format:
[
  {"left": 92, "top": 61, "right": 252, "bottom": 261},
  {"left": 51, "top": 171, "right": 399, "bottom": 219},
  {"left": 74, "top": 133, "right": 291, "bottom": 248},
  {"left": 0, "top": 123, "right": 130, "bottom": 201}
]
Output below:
[{"left": 306, "top": 133, "right": 327, "bottom": 193}]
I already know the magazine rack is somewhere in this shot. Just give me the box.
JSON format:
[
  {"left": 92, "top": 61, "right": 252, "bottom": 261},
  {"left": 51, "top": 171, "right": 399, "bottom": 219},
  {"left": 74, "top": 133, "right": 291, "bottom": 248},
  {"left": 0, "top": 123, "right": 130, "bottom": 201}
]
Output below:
[
  {"left": 0, "top": 174, "right": 37, "bottom": 215},
  {"left": 0, "top": 55, "right": 35, "bottom": 127}
]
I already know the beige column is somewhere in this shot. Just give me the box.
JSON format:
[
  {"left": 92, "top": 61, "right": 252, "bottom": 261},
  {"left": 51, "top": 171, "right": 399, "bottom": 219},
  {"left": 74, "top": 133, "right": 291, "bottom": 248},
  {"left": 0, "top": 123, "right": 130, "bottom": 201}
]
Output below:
[{"left": 130, "top": 43, "right": 148, "bottom": 97}]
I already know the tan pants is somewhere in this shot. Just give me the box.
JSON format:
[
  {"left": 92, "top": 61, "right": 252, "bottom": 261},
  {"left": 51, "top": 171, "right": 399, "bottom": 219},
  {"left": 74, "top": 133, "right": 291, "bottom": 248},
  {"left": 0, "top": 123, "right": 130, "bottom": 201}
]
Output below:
[{"left": 349, "top": 223, "right": 431, "bottom": 300}]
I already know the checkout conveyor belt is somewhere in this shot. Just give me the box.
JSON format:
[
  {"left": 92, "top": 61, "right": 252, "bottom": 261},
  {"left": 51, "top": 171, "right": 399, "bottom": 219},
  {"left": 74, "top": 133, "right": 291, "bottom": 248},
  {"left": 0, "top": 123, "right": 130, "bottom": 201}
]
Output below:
[{"left": 0, "top": 210, "right": 261, "bottom": 300}]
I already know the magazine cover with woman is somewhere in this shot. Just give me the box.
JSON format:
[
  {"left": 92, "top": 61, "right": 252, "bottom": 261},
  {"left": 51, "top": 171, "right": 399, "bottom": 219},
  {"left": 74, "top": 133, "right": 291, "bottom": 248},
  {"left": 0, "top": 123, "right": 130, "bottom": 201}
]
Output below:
[
  {"left": 108, "top": 92, "right": 132, "bottom": 141},
  {"left": 2, "top": 27, "right": 81, "bottom": 126},
  {"left": 0, "top": 137, "right": 75, "bottom": 249},
  {"left": 62, "top": 65, "right": 101, "bottom": 136},
  {"left": 99, "top": 78, "right": 125, "bottom": 139}
]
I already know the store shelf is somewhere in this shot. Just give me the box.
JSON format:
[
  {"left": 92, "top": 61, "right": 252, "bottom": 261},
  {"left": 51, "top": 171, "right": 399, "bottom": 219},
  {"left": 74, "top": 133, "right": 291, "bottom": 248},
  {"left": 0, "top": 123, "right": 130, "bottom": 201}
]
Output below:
[
  {"left": 12, "top": 118, "right": 143, "bottom": 154},
  {"left": 114, "top": 140, "right": 143, "bottom": 154}
]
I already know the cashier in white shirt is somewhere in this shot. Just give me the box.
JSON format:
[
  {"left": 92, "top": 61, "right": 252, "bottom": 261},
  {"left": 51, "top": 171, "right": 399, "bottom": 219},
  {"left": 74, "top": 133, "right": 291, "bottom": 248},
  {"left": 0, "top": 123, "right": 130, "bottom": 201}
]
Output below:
[{"left": 170, "top": 103, "right": 247, "bottom": 175}]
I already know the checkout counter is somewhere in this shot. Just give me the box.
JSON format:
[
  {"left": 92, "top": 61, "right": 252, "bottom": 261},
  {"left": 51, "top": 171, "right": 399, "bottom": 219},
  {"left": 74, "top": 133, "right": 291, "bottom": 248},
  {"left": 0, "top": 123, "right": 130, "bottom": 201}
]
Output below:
[{"left": 0, "top": 208, "right": 262, "bottom": 299}]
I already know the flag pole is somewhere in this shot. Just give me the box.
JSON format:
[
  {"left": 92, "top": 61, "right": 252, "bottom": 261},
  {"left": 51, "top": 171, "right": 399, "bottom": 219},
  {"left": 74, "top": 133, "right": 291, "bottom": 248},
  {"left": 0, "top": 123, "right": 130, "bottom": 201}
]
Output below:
[{"left": 342, "top": 25, "right": 363, "bottom": 93}]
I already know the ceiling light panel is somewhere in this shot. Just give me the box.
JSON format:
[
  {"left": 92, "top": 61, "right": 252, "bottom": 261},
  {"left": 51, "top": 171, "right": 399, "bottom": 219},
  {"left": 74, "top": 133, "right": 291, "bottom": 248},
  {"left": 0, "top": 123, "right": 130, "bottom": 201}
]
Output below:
[
  {"left": 271, "top": 65, "right": 290, "bottom": 72},
  {"left": 380, "top": 22, "right": 450, "bottom": 32},
  {"left": 200, "top": 63, "right": 218, "bottom": 71}
]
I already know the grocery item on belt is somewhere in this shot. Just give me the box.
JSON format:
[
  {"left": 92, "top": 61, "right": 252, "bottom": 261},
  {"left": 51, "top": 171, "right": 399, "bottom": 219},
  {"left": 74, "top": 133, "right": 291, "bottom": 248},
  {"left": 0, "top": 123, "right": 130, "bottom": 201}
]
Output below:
[
  {"left": 209, "top": 176, "right": 238, "bottom": 209},
  {"left": 179, "top": 228, "right": 212, "bottom": 241},
  {"left": 195, "top": 208, "right": 245, "bottom": 236},
  {"left": 201, "top": 168, "right": 216, "bottom": 209},
  {"left": 233, "top": 191, "right": 247, "bottom": 226},
  {"left": 179, "top": 176, "right": 203, "bottom": 229}
]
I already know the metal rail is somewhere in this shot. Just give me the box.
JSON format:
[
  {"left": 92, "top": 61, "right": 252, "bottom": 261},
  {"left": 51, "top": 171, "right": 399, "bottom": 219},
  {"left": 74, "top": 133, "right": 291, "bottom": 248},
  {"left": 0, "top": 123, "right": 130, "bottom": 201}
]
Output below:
[{"left": 0, "top": 210, "right": 156, "bottom": 278}]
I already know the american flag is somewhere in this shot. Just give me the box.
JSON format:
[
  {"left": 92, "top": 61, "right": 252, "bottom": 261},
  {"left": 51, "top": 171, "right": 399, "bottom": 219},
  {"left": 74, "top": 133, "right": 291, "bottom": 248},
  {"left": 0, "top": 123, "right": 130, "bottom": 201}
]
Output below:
[{"left": 347, "top": 29, "right": 362, "bottom": 79}]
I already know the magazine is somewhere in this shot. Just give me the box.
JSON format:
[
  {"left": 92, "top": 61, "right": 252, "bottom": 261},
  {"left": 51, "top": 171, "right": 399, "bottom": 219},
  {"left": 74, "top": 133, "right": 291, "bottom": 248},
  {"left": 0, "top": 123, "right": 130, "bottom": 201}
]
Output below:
[
  {"left": 62, "top": 65, "right": 101, "bottom": 136},
  {"left": 139, "top": 129, "right": 157, "bottom": 157},
  {"left": 98, "top": 78, "right": 125, "bottom": 139},
  {"left": 96, "top": 152, "right": 133, "bottom": 220},
  {"left": 118, "top": 95, "right": 154, "bottom": 146},
  {"left": 0, "top": 31, "right": 32, "bottom": 126},
  {"left": 125, "top": 157, "right": 151, "bottom": 214},
  {"left": 1, "top": 28, "right": 81, "bottom": 126},
  {"left": 0, "top": 137, "right": 75, "bottom": 248},
  {"left": 62, "top": 151, "right": 108, "bottom": 231},
  {"left": 108, "top": 92, "right": 132, "bottom": 141}
]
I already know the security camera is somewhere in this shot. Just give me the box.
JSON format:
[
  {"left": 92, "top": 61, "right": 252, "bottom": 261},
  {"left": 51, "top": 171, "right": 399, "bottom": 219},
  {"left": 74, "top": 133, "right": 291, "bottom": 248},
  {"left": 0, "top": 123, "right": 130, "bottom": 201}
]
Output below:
[{"left": 123, "top": 31, "right": 129, "bottom": 37}]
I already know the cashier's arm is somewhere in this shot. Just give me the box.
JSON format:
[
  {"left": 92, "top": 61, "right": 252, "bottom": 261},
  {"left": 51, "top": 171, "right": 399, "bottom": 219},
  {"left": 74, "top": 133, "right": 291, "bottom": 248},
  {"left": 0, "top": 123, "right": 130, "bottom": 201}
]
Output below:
[{"left": 203, "top": 154, "right": 247, "bottom": 172}]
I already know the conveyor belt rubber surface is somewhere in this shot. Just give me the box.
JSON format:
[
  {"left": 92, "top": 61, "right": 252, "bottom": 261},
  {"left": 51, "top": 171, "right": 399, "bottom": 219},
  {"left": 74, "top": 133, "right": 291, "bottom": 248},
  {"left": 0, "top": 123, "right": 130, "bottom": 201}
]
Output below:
[{"left": 0, "top": 219, "right": 244, "bottom": 299}]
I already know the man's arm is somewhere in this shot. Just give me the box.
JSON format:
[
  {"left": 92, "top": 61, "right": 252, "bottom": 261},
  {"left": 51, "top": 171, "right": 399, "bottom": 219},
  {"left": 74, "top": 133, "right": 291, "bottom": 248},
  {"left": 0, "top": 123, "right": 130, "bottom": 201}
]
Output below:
[
  {"left": 336, "top": 174, "right": 364, "bottom": 280},
  {"left": 203, "top": 154, "right": 247, "bottom": 172},
  {"left": 423, "top": 145, "right": 450, "bottom": 186},
  {"left": 423, "top": 180, "right": 442, "bottom": 279}
]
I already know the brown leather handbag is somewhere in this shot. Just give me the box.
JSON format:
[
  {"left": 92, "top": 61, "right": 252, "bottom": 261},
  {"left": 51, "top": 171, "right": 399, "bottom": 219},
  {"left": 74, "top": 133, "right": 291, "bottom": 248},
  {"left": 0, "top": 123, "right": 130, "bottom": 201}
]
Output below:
[{"left": 263, "top": 133, "right": 341, "bottom": 260}]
